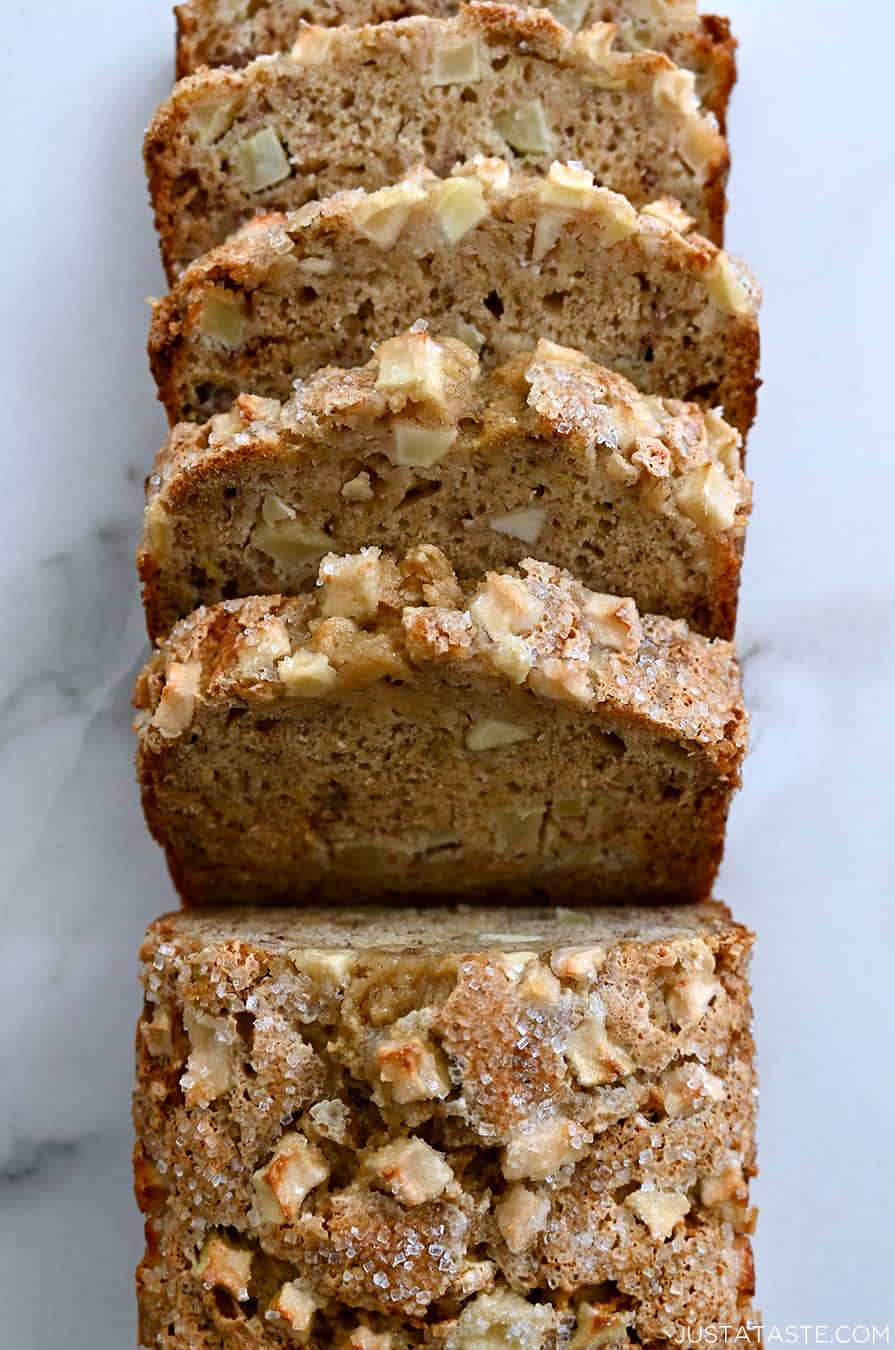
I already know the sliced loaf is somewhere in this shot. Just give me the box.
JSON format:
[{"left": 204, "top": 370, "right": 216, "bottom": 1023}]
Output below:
[
  {"left": 148, "top": 3, "right": 728, "bottom": 278},
  {"left": 139, "top": 330, "right": 750, "bottom": 640},
  {"left": 174, "top": 0, "right": 736, "bottom": 132},
  {"left": 149, "top": 160, "right": 760, "bottom": 433},
  {"left": 134, "top": 546, "right": 747, "bottom": 907}
]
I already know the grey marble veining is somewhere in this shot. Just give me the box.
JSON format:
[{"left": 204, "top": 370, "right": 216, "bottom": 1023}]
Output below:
[{"left": 2, "top": 0, "right": 895, "bottom": 1346}]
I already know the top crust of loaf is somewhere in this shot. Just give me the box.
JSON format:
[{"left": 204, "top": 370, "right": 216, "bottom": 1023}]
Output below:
[
  {"left": 148, "top": 159, "right": 760, "bottom": 433},
  {"left": 136, "top": 894, "right": 754, "bottom": 1341},
  {"left": 142, "top": 897, "right": 745, "bottom": 958},
  {"left": 134, "top": 545, "right": 746, "bottom": 769},
  {"left": 172, "top": 1, "right": 736, "bottom": 132},
  {"left": 148, "top": 3, "right": 728, "bottom": 278}
]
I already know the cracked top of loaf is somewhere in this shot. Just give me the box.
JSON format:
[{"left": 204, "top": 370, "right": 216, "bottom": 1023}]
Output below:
[
  {"left": 135, "top": 544, "right": 745, "bottom": 765},
  {"left": 135, "top": 899, "right": 755, "bottom": 1343}
]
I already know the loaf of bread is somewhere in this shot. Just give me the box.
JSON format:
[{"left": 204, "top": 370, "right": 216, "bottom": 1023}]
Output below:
[
  {"left": 135, "top": 901, "right": 756, "bottom": 1346},
  {"left": 148, "top": 2, "right": 728, "bottom": 280},
  {"left": 134, "top": 546, "right": 746, "bottom": 906},
  {"left": 149, "top": 160, "right": 760, "bottom": 434},
  {"left": 174, "top": 0, "right": 737, "bottom": 132},
  {"left": 140, "top": 329, "right": 750, "bottom": 641}
]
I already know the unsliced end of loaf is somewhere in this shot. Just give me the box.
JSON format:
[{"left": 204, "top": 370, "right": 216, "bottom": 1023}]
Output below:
[{"left": 135, "top": 900, "right": 756, "bottom": 1346}]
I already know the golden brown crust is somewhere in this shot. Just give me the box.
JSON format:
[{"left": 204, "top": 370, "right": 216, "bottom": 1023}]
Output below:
[
  {"left": 134, "top": 902, "right": 757, "bottom": 1345},
  {"left": 148, "top": 160, "right": 760, "bottom": 436},
  {"left": 139, "top": 332, "right": 750, "bottom": 641},
  {"left": 173, "top": 0, "right": 737, "bottom": 131},
  {"left": 149, "top": 4, "right": 728, "bottom": 280}
]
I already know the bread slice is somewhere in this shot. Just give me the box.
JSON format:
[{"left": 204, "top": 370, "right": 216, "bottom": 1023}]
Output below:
[
  {"left": 139, "top": 330, "right": 750, "bottom": 641},
  {"left": 135, "top": 901, "right": 756, "bottom": 1346},
  {"left": 134, "top": 546, "right": 747, "bottom": 907},
  {"left": 174, "top": 0, "right": 737, "bottom": 133},
  {"left": 149, "top": 159, "right": 760, "bottom": 434},
  {"left": 147, "top": 3, "right": 728, "bottom": 279}
]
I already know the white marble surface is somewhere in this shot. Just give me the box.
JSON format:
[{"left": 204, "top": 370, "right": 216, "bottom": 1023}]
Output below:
[{"left": 2, "top": 1, "right": 894, "bottom": 1343}]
